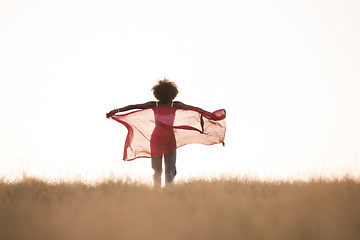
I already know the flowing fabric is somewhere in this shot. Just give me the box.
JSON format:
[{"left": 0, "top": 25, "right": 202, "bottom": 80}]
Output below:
[{"left": 110, "top": 106, "right": 226, "bottom": 161}]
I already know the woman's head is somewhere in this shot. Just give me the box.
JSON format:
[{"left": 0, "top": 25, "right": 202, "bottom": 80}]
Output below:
[{"left": 151, "top": 78, "right": 179, "bottom": 103}]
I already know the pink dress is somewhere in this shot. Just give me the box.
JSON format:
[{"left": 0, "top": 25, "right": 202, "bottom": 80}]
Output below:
[{"left": 150, "top": 104, "right": 177, "bottom": 157}]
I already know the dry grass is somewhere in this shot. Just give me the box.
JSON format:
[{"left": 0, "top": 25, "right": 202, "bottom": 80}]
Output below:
[{"left": 1, "top": 177, "right": 360, "bottom": 240}]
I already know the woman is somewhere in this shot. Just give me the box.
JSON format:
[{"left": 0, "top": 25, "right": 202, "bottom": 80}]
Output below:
[{"left": 107, "top": 79, "right": 226, "bottom": 187}]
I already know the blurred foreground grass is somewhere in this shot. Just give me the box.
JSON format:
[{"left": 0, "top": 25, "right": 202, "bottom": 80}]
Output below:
[{"left": 1, "top": 177, "right": 360, "bottom": 240}]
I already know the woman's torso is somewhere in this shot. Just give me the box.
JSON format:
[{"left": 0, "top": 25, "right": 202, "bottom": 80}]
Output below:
[{"left": 150, "top": 102, "right": 177, "bottom": 153}]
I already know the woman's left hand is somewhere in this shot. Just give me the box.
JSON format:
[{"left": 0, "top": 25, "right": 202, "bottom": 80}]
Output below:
[{"left": 106, "top": 110, "right": 116, "bottom": 118}]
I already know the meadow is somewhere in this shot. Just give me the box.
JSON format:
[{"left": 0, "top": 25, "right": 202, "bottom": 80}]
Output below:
[{"left": 1, "top": 177, "right": 359, "bottom": 240}]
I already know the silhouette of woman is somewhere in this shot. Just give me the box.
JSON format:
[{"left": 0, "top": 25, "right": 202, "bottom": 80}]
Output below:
[
  {"left": 107, "top": 79, "right": 226, "bottom": 187},
  {"left": 150, "top": 100, "right": 177, "bottom": 187}
]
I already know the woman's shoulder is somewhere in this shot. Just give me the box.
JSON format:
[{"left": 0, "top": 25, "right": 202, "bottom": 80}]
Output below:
[
  {"left": 173, "top": 101, "right": 196, "bottom": 110},
  {"left": 172, "top": 101, "right": 185, "bottom": 108},
  {"left": 145, "top": 101, "right": 157, "bottom": 105},
  {"left": 173, "top": 101, "right": 210, "bottom": 114}
]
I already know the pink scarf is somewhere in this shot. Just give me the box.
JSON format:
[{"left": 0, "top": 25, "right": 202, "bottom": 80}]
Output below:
[{"left": 110, "top": 106, "right": 226, "bottom": 161}]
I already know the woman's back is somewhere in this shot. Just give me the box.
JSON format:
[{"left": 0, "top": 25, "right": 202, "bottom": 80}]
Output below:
[
  {"left": 151, "top": 102, "right": 177, "bottom": 156},
  {"left": 153, "top": 101, "right": 176, "bottom": 127}
]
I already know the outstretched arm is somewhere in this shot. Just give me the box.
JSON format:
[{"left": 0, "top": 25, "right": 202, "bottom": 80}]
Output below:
[
  {"left": 106, "top": 101, "right": 156, "bottom": 118},
  {"left": 173, "top": 101, "right": 211, "bottom": 114}
]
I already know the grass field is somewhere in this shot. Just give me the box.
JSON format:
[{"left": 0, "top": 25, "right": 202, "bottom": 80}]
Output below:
[{"left": 1, "top": 177, "right": 360, "bottom": 240}]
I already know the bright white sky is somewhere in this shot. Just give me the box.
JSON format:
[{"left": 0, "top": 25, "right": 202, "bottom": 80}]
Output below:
[{"left": 1, "top": 0, "right": 360, "bottom": 183}]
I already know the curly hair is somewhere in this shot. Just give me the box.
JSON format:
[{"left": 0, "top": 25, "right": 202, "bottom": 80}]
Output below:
[{"left": 151, "top": 78, "right": 179, "bottom": 103}]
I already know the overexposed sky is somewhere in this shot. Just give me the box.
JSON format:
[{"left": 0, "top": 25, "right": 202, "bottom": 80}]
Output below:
[{"left": 1, "top": 0, "right": 360, "bottom": 182}]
